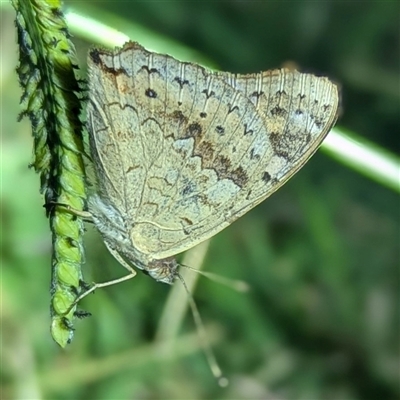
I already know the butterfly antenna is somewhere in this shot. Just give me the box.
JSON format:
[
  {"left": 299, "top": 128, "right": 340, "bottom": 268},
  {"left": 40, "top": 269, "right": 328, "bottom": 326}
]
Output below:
[
  {"left": 180, "top": 264, "right": 250, "bottom": 293},
  {"left": 176, "top": 272, "right": 229, "bottom": 387}
]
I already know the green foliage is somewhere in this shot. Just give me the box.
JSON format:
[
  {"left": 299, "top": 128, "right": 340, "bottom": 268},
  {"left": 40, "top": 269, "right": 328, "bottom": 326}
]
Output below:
[{"left": 2, "top": 1, "right": 399, "bottom": 399}]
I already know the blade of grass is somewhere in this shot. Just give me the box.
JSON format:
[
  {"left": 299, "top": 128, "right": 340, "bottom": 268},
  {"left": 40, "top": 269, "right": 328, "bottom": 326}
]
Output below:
[{"left": 323, "top": 127, "right": 399, "bottom": 193}]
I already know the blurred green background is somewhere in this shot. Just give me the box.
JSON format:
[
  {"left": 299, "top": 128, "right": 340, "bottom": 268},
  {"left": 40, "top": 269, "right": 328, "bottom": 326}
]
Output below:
[{"left": 2, "top": 1, "right": 399, "bottom": 399}]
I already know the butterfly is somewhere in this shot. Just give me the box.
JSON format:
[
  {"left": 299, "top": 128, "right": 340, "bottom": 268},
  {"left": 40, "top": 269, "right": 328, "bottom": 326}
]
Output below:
[{"left": 81, "top": 41, "right": 338, "bottom": 287}]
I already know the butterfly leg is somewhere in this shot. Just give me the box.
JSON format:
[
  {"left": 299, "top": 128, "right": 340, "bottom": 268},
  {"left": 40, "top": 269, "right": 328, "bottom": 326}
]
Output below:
[
  {"left": 66, "top": 241, "right": 137, "bottom": 313},
  {"left": 103, "top": 240, "right": 138, "bottom": 278},
  {"left": 47, "top": 201, "right": 93, "bottom": 221}
]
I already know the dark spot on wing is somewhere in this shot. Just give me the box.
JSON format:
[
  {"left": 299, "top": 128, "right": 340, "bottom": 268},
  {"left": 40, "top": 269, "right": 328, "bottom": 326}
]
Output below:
[
  {"left": 213, "top": 156, "right": 248, "bottom": 187},
  {"left": 171, "top": 110, "right": 188, "bottom": 124},
  {"left": 250, "top": 91, "right": 264, "bottom": 98},
  {"left": 215, "top": 125, "right": 225, "bottom": 135},
  {"left": 202, "top": 89, "right": 215, "bottom": 99},
  {"left": 262, "top": 171, "right": 271, "bottom": 183},
  {"left": 270, "top": 132, "right": 289, "bottom": 159},
  {"left": 187, "top": 122, "right": 202, "bottom": 137},
  {"left": 174, "top": 77, "right": 189, "bottom": 88},
  {"left": 89, "top": 49, "right": 128, "bottom": 75},
  {"left": 145, "top": 88, "right": 157, "bottom": 98},
  {"left": 244, "top": 123, "right": 253, "bottom": 135},
  {"left": 214, "top": 155, "right": 231, "bottom": 177},
  {"left": 196, "top": 141, "right": 214, "bottom": 165},
  {"left": 181, "top": 217, "right": 193, "bottom": 226},
  {"left": 314, "top": 118, "right": 323, "bottom": 129},
  {"left": 228, "top": 104, "right": 239, "bottom": 114},
  {"left": 250, "top": 148, "right": 260, "bottom": 160},
  {"left": 140, "top": 65, "right": 160, "bottom": 74},
  {"left": 270, "top": 106, "right": 287, "bottom": 117},
  {"left": 231, "top": 166, "right": 248, "bottom": 187}
]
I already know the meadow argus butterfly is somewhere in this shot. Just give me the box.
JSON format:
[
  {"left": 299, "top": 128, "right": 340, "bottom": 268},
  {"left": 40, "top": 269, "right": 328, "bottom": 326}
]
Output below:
[{"left": 82, "top": 41, "right": 338, "bottom": 290}]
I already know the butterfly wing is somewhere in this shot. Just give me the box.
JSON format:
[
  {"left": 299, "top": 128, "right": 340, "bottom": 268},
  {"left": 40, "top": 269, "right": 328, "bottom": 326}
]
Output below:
[{"left": 88, "top": 42, "right": 339, "bottom": 260}]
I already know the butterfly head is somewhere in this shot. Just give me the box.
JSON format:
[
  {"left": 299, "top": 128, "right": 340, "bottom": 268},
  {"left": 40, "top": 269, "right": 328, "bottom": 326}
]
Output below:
[{"left": 146, "top": 257, "right": 179, "bottom": 285}]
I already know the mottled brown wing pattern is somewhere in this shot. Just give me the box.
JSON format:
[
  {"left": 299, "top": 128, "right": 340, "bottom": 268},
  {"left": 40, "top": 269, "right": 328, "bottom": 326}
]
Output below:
[{"left": 87, "top": 42, "right": 339, "bottom": 259}]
